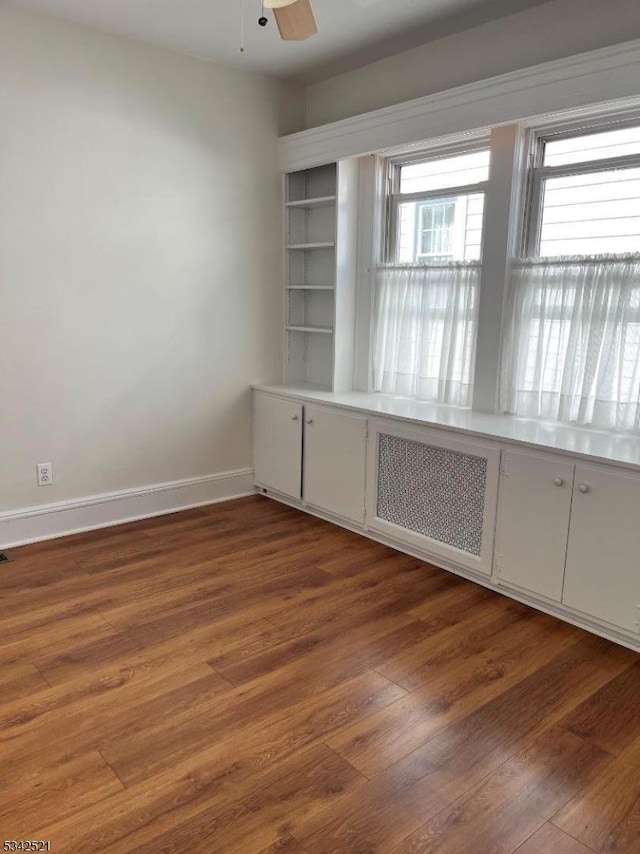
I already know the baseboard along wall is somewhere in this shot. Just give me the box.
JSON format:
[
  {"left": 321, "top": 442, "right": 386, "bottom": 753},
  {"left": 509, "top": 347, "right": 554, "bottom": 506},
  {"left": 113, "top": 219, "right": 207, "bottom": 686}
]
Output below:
[{"left": 0, "top": 468, "right": 256, "bottom": 549}]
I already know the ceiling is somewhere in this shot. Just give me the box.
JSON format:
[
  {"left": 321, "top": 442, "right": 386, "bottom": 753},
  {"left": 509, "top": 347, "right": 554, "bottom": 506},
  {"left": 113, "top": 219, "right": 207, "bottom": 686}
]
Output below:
[{"left": 8, "top": 0, "right": 553, "bottom": 83}]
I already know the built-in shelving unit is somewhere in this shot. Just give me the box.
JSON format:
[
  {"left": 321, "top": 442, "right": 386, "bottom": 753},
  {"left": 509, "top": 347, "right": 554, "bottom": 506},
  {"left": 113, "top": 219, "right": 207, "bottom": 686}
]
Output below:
[{"left": 284, "top": 161, "right": 358, "bottom": 391}]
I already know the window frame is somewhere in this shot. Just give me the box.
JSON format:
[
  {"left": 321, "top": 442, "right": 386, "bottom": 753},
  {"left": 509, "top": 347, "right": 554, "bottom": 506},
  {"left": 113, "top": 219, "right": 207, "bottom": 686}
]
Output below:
[
  {"left": 386, "top": 140, "right": 490, "bottom": 264},
  {"left": 524, "top": 117, "right": 640, "bottom": 258}
]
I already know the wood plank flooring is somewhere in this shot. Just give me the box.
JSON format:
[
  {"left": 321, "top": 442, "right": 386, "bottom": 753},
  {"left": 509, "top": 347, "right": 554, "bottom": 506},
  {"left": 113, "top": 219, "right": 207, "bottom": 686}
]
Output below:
[{"left": 1, "top": 495, "right": 639, "bottom": 852}]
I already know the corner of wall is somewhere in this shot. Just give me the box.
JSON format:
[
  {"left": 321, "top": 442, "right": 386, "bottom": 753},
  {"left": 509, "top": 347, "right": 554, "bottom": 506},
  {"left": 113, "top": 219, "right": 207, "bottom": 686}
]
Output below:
[{"left": 277, "top": 79, "right": 309, "bottom": 135}]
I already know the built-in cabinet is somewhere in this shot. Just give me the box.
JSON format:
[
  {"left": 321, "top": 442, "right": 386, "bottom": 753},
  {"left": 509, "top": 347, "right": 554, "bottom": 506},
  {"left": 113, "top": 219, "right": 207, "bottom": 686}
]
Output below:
[
  {"left": 253, "top": 388, "right": 640, "bottom": 651},
  {"left": 495, "top": 450, "right": 575, "bottom": 602},
  {"left": 253, "top": 394, "right": 366, "bottom": 524},
  {"left": 304, "top": 406, "right": 366, "bottom": 524},
  {"left": 495, "top": 450, "right": 640, "bottom": 635},
  {"left": 563, "top": 465, "right": 640, "bottom": 635},
  {"left": 253, "top": 393, "right": 302, "bottom": 500}
]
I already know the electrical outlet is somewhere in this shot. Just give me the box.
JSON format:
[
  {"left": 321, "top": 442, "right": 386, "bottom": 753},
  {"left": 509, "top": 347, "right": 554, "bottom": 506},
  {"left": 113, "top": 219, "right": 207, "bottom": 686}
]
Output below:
[{"left": 37, "top": 462, "right": 53, "bottom": 486}]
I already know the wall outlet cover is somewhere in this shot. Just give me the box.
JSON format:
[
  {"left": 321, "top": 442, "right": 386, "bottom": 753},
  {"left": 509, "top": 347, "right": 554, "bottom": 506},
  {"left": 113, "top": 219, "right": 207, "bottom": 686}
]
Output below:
[{"left": 37, "top": 462, "right": 53, "bottom": 486}]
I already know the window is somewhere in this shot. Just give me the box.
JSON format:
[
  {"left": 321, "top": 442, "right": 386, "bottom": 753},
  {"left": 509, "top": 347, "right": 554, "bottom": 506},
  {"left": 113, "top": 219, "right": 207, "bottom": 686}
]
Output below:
[
  {"left": 527, "top": 123, "right": 640, "bottom": 257},
  {"left": 390, "top": 148, "right": 489, "bottom": 264},
  {"left": 373, "top": 147, "right": 489, "bottom": 407},
  {"left": 367, "top": 114, "right": 640, "bottom": 432},
  {"left": 502, "top": 120, "right": 640, "bottom": 432}
]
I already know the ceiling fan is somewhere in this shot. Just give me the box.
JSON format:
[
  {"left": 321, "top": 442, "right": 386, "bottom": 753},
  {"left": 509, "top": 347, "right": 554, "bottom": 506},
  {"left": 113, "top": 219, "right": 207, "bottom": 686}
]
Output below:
[{"left": 261, "top": 0, "right": 319, "bottom": 41}]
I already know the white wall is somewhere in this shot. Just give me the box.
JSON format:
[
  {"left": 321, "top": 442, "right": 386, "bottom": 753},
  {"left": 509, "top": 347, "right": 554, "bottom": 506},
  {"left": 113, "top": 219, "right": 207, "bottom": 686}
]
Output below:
[
  {"left": 0, "top": 7, "right": 304, "bottom": 514},
  {"left": 306, "top": 0, "right": 640, "bottom": 127}
]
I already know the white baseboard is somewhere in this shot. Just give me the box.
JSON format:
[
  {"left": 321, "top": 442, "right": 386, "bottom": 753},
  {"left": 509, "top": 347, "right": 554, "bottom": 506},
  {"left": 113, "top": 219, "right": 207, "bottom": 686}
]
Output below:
[{"left": 0, "top": 469, "right": 257, "bottom": 549}]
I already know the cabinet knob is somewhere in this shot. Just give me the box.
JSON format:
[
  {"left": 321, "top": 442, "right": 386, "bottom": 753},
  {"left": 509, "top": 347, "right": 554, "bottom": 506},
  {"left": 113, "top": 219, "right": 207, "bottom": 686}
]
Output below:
[
  {"left": 578, "top": 483, "right": 590, "bottom": 494},
  {"left": 554, "top": 477, "right": 564, "bottom": 487},
  {"left": 291, "top": 415, "right": 299, "bottom": 421},
  {"left": 306, "top": 418, "right": 313, "bottom": 425}
]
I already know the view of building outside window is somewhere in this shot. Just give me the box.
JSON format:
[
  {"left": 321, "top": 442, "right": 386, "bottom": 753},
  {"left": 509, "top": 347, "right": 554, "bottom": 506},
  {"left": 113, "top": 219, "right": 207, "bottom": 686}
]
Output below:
[
  {"left": 395, "top": 128, "right": 640, "bottom": 263},
  {"left": 537, "top": 126, "right": 640, "bottom": 257},
  {"left": 397, "top": 194, "right": 484, "bottom": 262},
  {"left": 395, "top": 150, "right": 488, "bottom": 263}
]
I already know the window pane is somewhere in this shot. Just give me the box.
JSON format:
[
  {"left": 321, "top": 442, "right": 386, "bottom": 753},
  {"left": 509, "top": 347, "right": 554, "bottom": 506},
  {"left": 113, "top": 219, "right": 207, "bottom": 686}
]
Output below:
[
  {"left": 539, "top": 168, "right": 640, "bottom": 257},
  {"left": 419, "top": 201, "right": 455, "bottom": 257},
  {"left": 399, "top": 150, "right": 490, "bottom": 194},
  {"left": 544, "top": 125, "right": 640, "bottom": 167},
  {"left": 397, "top": 193, "right": 484, "bottom": 263}
]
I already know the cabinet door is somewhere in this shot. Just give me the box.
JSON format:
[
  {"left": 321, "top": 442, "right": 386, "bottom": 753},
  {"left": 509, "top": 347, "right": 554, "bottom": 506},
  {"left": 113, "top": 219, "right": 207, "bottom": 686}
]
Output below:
[
  {"left": 304, "top": 405, "right": 367, "bottom": 524},
  {"left": 563, "top": 465, "right": 640, "bottom": 634},
  {"left": 253, "top": 393, "right": 302, "bottom": 500},
  {"left": 496, "top": 451, "right": 574, "bottom": 602}
]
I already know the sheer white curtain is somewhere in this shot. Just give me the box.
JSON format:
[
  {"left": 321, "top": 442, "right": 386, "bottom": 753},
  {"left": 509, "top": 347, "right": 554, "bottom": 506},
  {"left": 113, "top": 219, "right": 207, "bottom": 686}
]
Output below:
[
  {"left": 501, "top": 255, "right": 640, "bottom": 432},
  {"left": 373, "top": 263, "right": 480, "bottom": 406}
]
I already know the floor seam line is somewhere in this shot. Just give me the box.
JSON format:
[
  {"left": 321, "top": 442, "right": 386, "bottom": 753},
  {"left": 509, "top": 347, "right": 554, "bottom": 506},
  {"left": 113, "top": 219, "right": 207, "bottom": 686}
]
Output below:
[
  {"left": 369, "top": 666, "right": 410, "bottom": 694},
  {"left": 510, "top": 819, "right": 556, "bottom": 853},
  {"left": 548, "top": 819, "right": 600, "bottom": 853},
  {"left": 32, "top": 662, "right": 53, "bottom": 689},
  {"left": 554, "top": 723, "right": 619, "bottom": 758},
  {"left": 97, "top": 747, "right": 129, "bottom": 790},
  {"left": 205, "top": 660, "right": 239, "bottom": 689},
  {"left": 98, "top": 611, "right": 124, "bottom": 634},
  {"left": 321, "top": 741, "right": 372, "bottom": 783}
]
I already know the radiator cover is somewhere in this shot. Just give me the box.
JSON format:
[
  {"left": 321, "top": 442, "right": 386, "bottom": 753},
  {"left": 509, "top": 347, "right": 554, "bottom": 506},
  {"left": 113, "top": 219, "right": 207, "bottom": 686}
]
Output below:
[{"left": 376, "top": 433, "right": 487, "bottom": 557}]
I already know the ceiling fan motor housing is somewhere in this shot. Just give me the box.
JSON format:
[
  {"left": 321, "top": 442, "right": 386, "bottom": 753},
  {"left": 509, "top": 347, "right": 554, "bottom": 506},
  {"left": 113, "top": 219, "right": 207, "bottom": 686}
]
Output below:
[{"left": 258, "top": 0, "right": 319, "bottom": 42}]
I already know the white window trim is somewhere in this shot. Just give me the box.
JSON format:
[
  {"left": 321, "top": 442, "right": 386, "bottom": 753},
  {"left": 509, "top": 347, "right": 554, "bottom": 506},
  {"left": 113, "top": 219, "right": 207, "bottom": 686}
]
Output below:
[{"left": 472, "top": 124, "right": 529, "bottom": 413}]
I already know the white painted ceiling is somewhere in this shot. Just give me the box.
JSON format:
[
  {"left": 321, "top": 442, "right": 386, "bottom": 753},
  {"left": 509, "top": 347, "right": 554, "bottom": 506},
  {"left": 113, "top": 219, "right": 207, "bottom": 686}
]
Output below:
[{"left": 8, "top": 0, "right": 552, "bottom": 82}]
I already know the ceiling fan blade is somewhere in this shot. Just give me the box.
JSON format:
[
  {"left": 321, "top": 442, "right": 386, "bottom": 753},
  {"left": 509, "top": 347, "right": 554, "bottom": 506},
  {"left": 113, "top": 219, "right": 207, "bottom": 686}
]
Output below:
[{"left": 274, "top": 0, "right": 318, "bottom": 41}]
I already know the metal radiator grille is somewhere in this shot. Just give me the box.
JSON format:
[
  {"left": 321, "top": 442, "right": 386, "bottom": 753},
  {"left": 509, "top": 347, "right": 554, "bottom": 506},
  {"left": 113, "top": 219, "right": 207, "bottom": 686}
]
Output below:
[{"left": 377, "top": 433, "right": 487, "bottom": 556}]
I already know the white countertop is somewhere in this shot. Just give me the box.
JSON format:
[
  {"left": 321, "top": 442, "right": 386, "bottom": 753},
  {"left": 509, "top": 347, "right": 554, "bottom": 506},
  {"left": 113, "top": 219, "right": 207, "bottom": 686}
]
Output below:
[{"left": 254, "top": 384, "right": 640, "bottom": 472}]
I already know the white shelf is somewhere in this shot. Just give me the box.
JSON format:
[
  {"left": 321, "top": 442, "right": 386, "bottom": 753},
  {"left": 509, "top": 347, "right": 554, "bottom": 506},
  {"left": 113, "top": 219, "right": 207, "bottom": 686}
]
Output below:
[
  {"left": 287, "top": 242, "right": 335, "bottom": 250},
  {"left": 286, "top": 325, "right": 334, "bottom": 335},
  {"left": 286, "top": 195, "right": 336, "bottom": 209},
  {"left": 286, "top": 285, "right": 335, "bottom": 291}
]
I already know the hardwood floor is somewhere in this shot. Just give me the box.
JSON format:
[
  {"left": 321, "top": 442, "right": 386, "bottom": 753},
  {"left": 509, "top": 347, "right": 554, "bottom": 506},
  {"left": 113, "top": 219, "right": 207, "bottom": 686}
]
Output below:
[{"left": 1, "top": 495, "right": 639, "bottom": 853}]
